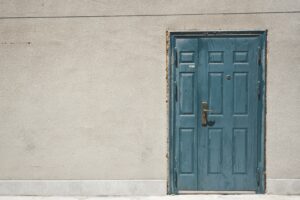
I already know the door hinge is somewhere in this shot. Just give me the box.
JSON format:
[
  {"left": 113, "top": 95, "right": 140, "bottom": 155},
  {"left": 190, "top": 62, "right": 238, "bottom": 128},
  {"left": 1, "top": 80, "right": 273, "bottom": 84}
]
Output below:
[
  {"left": 257, "top": 81, "right": 261, "bottom": 100},
  {"left": 174, "top": 170, "right": 178, "bottom": 188},
  {"left": 172, "top": 48, "right": 178, "bottom": 67},
  {"left": 256, "top": 168, "right": 261, "bottom": 187},
  {"left": 258, "top": 47, "right": 262, "bottom": 65},
  {"left": 174, "top": 156, "right": 178, "bottom": 188},
  {"left": 174, "top": 81, "right": 178, "bottom": 101}
]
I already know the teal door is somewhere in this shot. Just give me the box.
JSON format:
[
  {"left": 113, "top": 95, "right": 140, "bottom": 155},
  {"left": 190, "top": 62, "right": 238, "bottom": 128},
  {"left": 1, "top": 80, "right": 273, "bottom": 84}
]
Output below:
[{"left": 170, "top": 33, "right": 265, "bottom": 193}]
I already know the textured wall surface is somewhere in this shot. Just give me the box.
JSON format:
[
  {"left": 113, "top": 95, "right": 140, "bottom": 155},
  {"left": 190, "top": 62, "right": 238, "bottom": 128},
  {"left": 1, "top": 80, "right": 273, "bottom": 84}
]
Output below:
[{"left": 0, "top": 0, "right": 299, "bottom": 194}]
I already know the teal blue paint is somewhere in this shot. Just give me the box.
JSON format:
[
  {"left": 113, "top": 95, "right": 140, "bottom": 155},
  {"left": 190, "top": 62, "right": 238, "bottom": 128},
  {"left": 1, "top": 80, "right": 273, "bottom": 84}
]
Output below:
[
  {"left": 256, "top": 31, "right": 267, "bottom": 194},
  {"left": 168, "top": 31, "right": 266, "bottom": 194}
]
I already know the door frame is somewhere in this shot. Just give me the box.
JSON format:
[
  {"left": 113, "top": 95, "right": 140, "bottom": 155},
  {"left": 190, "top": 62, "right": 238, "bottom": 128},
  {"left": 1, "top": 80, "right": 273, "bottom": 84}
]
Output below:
[{"left": 167, "top": 31, "right": 267, "bottom": 194}]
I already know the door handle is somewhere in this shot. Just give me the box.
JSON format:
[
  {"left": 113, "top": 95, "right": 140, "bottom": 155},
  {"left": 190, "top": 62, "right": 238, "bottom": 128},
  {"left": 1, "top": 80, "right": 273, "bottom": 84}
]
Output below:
[
  {"left": 201, "top": 101, "right": 215, "bottom": 127},
  {"left": 203, "top": 108, "right": 213, "bottom": 112}
]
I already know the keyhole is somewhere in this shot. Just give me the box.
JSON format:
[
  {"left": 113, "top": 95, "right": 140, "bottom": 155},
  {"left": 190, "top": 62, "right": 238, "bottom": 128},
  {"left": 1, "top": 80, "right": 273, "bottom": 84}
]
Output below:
[{"left": 226, "top": 75, "right": 231, "bottom": 80}]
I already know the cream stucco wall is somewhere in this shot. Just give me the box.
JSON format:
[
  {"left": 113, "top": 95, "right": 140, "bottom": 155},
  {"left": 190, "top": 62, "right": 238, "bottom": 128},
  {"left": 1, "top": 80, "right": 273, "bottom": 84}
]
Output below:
[{"left": 0, "top": 0, "right": 299, "bottom": 195}]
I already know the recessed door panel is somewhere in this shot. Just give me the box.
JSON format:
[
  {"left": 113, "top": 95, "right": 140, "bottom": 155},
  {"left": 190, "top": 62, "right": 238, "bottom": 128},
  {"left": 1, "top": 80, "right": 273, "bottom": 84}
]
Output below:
[
  {"left": 233, "top": 73, "right": 248, "bottom": 115},
  {"left": 208, "top": 73, "right": 224, "bottom": 115},
  {"left": 208, "top": 129, "right": 223, "bottom": 174},
  {"left": 179, "top": 129, "right": 195, "bottom": 174},
  {"left": 233, "top": 128, "right": 248, "bottom": 174},
  {"left": 179, "top": 73, "right": 195, "bottom": 114}
]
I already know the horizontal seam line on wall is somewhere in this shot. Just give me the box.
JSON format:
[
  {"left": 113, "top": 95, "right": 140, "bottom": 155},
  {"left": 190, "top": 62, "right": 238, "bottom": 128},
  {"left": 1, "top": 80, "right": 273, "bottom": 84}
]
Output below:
[{"left": 0, "top": 10, "right": 299, "bottom": 19}]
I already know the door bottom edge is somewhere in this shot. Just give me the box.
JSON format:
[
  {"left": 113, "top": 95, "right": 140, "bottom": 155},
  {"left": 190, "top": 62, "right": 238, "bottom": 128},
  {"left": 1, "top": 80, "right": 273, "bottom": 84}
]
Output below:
[{"left": 178, "top": 190, "right": 256, "bottom": 194}]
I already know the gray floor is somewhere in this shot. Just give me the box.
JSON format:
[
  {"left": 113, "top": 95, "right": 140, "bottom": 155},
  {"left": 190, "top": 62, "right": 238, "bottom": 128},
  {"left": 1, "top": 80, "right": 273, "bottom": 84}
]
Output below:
[{"left": 0, "top": 196, "right": 299, "bottom": 200}]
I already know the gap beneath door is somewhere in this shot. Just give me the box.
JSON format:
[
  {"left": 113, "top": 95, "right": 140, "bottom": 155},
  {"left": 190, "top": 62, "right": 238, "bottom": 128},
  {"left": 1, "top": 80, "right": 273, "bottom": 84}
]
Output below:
[{"left": 178, "top": 191, "right": 256, "bottom": 194}]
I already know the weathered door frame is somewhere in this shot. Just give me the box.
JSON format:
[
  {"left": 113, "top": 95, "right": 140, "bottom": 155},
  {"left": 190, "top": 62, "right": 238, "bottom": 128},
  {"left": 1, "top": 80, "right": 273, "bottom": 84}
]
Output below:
[{"left": 167, "top": 31, "right": 267, "bottom": 194}]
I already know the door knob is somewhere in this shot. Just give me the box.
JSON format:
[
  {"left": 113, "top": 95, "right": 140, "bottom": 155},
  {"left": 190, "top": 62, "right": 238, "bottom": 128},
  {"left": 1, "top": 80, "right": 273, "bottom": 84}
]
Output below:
[{"left": 201, "top": 101, "right": 215, "bottom": 127}]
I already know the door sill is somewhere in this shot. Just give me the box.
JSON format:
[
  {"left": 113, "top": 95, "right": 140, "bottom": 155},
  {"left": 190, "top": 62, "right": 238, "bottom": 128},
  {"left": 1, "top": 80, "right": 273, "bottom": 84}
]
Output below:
[{"left": 178, "top": 191, "right": 256, "bottom": 194}]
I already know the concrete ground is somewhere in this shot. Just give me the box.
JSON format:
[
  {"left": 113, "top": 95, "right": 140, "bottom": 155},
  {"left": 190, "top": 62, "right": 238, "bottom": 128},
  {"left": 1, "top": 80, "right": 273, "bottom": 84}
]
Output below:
[{"left": 0, "top": 196, "right": 299, "bottom": 200}]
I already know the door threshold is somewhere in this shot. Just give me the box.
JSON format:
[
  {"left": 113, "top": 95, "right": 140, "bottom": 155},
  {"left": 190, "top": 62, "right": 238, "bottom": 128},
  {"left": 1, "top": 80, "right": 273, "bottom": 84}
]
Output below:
[{"left": 178, "top": 191, "right": 256, "bottom": 194}]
